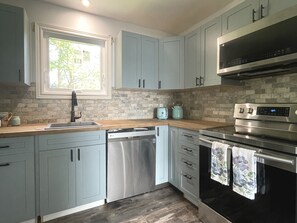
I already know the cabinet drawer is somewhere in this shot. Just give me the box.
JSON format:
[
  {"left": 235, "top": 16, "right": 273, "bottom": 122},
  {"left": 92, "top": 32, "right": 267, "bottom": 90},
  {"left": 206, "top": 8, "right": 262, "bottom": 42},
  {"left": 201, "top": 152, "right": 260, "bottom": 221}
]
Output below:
[
  {"left": 179, "top": 141, "right": 199, "bottom": 158},
  {"left": 180, "top": 129, "right": 199, "bottom": 145},
  {"left": 0, "top": 136, "right": 34, "bottom": 155},
  {"left": 38, "top": 131, "right": 106, "bottom": 151},
  {"left": 180, "top": 170, "right": 199, "bottom": 198},
  {"left": 180, "top": 154, "right": 198, "bottom": 178}
]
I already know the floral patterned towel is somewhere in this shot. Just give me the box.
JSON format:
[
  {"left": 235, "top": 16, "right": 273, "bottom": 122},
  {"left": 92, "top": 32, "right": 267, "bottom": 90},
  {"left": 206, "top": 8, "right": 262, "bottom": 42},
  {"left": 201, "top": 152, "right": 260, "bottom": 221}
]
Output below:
[
  {"left": 232, "top": 146, "right": 257, "bottom": 200},
  {"left": 211, "top": 141, "right": 230, "bottom": 186}
]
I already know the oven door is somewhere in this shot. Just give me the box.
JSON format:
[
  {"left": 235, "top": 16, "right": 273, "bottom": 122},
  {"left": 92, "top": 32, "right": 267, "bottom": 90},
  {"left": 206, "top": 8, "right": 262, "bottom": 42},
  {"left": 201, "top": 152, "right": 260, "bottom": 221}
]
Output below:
[{"left": 199, "top": 136, "right": 297, "bottom": 223}]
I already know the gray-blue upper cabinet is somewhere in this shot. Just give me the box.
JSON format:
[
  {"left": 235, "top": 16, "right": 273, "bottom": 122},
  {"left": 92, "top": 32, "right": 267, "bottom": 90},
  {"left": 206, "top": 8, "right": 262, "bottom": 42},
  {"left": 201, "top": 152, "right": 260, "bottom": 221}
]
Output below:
[
  {"left": 38, "top": 131, "right": 106, "bottom": 216},
  {"left": 201, "top": 16, "right": 222, "bottom": 86},
  {"left": 0, "top": 3, "right": 30, "bottom": 86},
  {"left": 0, "top": 136, "right": 35, "bottom": 223},
  {"left": 159, "top": 36, "right": 184, "bottom": 89},
  {"left": 116, "top": 31, "right": 158, "bottom": 89},
  {"left": 222, "top": 0, "right": 259, "bottom": 35},
  {"left": 222, "top": 0, "right": 297, "bottom": 34},
  {"left": 184, "top": 29, "right": 202, "bottom": 89}
]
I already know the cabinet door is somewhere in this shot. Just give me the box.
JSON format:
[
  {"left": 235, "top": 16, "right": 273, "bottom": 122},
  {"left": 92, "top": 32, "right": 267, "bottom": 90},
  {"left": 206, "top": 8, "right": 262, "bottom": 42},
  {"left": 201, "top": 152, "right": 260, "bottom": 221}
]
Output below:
[
  {"left": 185, "top": 29, "right": 201, "bottom": 88},
  {"left": 222, "top": 0, "right": 259, "bottom": 34},
  {"left": 155, "top": 125, "right": 168, "bottom": 185},
  {"left": 0, "top": 3, "right": 29, "bottom": 86},
  {"left": 0, "top": 153, "right": 35, "bottom": 223},
  {"left": 262, "top": 0, "right": 297, "bottom": 17},
  {"left": 122, "top": 31, "right": 141, "bottom": 88},
  {"left": 141, "top": 36, "right": 158, "bottom": 89},
  {"left": 168, "top": 127, "right": 180, "bottom": 188},
  {"left": 159, "top": 36, "right": 184, "bottom": 89},
  {"left": 201, "top": 16, "right": 222, "bottom": 87},
  {"left": 39, "top": 148, "right": 76, "bottom": 215},
  {"left": 76, "top": 144, "right": 106, "bottom": 206}
]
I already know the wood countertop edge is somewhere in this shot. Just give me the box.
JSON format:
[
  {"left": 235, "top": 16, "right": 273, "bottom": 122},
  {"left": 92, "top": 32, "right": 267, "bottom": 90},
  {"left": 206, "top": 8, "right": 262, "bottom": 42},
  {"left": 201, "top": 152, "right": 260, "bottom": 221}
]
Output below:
[{"left": 0, "top": 119, "right": 232, "bottom": 138}]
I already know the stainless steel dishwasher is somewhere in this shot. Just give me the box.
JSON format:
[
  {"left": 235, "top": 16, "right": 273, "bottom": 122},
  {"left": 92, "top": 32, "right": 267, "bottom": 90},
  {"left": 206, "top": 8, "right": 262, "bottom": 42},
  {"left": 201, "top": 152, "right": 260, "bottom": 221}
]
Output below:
[{"left": 107, "top": 127, "right": 156, "bottom": 202}]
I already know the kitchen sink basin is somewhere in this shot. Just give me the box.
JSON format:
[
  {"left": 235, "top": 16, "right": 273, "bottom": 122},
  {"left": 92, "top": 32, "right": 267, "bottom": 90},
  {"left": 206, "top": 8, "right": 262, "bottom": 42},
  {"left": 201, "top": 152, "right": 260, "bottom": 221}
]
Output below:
[{"left": 45, "top": 121, "right": 100, "bottom": 130}]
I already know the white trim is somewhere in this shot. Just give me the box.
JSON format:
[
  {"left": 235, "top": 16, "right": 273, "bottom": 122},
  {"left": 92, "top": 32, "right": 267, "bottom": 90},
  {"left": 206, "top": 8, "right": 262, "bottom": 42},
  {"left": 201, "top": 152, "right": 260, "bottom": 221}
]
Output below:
[
  {"left": 42, "top": 200, "right": 105, "bottom": 222},
  {"left": 21, "top": 219, "right": 36, "bottom": 223},
  {"left": 35, "top": 23, "right": 112, "bottom": 99}
]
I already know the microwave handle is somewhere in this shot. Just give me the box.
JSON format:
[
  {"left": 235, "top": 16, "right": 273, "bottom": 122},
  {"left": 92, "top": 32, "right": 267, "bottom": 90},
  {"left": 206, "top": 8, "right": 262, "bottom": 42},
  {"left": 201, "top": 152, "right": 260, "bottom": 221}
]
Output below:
[{"left": 199, "top": 137, "right": 295, "bottom": 166}]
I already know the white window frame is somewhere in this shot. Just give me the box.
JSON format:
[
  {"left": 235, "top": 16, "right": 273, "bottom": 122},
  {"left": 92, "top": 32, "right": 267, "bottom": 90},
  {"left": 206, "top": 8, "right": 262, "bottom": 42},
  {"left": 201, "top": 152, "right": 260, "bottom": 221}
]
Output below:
[{"left": 35, "top": 23, "right": 112, "bottom": 99}]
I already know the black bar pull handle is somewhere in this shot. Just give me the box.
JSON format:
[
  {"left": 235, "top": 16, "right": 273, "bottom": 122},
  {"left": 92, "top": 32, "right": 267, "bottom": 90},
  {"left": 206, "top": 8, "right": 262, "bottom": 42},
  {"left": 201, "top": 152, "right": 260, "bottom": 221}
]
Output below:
[
  {"left": 260, "top": 4, "right": 264, "bottom": 19},
  {"left": 200, "top": 77, "right": 204, "bottom": 86},
  {"left": 252, "top": 9, "right": 256, "bottom": 22},
  {"left": 195, "top": 77, "right": 199, "bottom": 86},
  {"left": 158, "top": 81, "right": 161, "bottom": 89},
  {"left": 0, "top": 145, "right": 10, "bottom": 149},
  {"left": 183, "top": 174, "right": 192, "bottom": 180},
  {"left": 184, "top": 161, "right": 193, "bottom": 167},
  {"left": 143, "top": 79, "right": 145, "bottom": 88},
  {"left": 138, "top": 79, "right": 141, "bottom": 88},
  {"left": 70, "top": 149, "right": 73, "bottom": 162},
  {"left": 157, "top": 127, "right": 159, "bottom": 137},
  {"left": 0, "top": 163, "right": 10, "bottom": 167},
  {"left": 78, "top": 148, "right": 80, "bottom": 161}
]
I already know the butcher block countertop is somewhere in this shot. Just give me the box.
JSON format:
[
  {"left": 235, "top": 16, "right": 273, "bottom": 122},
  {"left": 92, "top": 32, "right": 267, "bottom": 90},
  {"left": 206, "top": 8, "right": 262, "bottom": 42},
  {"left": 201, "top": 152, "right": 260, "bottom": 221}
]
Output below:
[{"left": 0, "top": 119, "right": 231, "bottom": 138}]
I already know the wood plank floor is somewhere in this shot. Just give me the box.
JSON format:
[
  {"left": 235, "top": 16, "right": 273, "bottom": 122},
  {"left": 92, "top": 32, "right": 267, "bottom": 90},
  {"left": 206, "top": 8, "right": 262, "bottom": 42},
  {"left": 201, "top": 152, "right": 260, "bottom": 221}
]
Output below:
[{"left": 47, "top": 186, "right": 201, "bottom": 223}]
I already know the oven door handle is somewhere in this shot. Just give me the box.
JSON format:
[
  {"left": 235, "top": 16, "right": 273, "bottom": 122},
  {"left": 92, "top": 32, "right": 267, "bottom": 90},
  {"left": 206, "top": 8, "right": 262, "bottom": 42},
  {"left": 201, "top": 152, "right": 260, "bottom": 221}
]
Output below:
[{"left": 200, "top": 137, "right": 295, "bottom": 166}]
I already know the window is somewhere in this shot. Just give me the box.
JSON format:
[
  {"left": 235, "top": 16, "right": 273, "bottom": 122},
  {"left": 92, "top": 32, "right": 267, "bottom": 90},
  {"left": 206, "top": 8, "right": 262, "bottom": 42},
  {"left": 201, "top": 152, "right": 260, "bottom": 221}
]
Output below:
[{"left": 35, "top": 24, "right": 112, "bottom": 99}]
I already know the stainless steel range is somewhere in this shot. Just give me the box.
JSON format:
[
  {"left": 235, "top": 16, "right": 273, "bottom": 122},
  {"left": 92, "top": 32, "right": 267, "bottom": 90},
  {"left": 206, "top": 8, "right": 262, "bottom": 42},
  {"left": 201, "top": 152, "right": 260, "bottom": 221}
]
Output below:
[{"left": 199, "top": 103, "right": 297, "bottom": 223}]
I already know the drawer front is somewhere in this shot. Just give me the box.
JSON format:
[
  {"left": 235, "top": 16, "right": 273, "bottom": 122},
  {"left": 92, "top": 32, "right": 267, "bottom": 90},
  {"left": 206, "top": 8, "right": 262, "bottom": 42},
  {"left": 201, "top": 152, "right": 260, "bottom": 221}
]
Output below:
[
  {"left": 179, "top": 141, "right": 199, "bottom": 158},
  {"left": 38, "top": 131, "right": 106, "bottom": 151},
  {"left": 0, "top": 136, "right": 34, "bottom": 155},
  {"left": 180, "top": 170, "right": 199, "bottom": 198},
  {"left": 180, "top": 154, "right": 198, "bottom": 178},
  {"left": 180, "top": 129, "right": 199, "bottom": 145}
]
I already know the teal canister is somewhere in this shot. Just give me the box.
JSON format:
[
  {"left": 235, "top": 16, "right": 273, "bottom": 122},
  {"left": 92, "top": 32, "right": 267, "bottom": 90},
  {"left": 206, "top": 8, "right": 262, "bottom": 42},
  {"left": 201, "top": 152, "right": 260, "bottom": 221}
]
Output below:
[{"left": 172, "top": 106, "right": 183, "bottom": 119}]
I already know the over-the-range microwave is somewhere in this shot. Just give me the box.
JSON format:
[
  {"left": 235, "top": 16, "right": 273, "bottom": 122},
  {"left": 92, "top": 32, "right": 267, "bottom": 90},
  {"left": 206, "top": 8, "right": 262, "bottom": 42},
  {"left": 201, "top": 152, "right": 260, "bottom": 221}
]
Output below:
[{"left": 217, "top": 4, "right": 297, "bottom": 79}]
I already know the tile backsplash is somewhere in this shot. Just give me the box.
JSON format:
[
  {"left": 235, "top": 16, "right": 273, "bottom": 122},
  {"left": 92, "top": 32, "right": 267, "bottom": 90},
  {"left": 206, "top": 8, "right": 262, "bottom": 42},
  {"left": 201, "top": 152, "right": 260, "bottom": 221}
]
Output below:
[
  {"left": 1, "top": 73, "right": 296, "bottom": 124},
  {"left": 0, "top": 84, "right": 173, "bottom": 124},
  {"left": 174, "top": 73, "right": 297, "bottom": 123}
]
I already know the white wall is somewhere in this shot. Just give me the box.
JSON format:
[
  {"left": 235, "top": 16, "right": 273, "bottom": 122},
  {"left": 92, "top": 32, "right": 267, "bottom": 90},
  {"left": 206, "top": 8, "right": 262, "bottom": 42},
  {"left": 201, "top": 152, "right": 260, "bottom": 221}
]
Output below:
[{"left": 0, "top": 0, "right": 170, "bottom": 38}]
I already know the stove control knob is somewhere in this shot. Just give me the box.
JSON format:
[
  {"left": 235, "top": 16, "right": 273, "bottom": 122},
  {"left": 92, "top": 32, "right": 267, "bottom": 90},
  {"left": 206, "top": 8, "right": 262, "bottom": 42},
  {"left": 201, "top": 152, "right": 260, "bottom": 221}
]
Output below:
[
  {"left": 248, "top": 108, "right": 253, "bottom": 114},
  {"left": 239, "top": 108, "right": 244, "bottom": 113}
]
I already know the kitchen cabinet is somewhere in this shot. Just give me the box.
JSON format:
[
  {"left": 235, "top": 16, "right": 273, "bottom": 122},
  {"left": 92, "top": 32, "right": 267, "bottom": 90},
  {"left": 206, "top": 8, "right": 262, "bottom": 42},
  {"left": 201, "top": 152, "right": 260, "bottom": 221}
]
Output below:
[
  {"left": 222, "top": 0, "right": 297, "bottom": 34},
  {"left": 38, "top": 131, "right": 106, "bottom": 216},
  {"left": 0, "top": 3, "right": 30, "bottom": 86},
  {"left": 185, "top": 16, "right": 222, "bottom": 88},
  {"left": 159, "top": 36, "right": 184, "bottom": 89},
  {"left": 201, "top": 16, "right": 222, "bottom": 86},
  {"left": 116, "top": 31, "right": 158, "bottom": 89},
  {"left": 155, "top": 125, "right": 169, "bottom": 185},
  {"left": 184, "top": 29, "right": 202, "bottom": 89},
  {"left": 0, "top": 136, "right": 35, "bottom": 223},
  {"left": 222, "top": 0, "right": 259, "bottom": 34},
  {"left": 168, "top": 127, "right": 180, "bottom": 188},
  {"left": 179, "top": 129, "right": 199, "bottom": 206}
]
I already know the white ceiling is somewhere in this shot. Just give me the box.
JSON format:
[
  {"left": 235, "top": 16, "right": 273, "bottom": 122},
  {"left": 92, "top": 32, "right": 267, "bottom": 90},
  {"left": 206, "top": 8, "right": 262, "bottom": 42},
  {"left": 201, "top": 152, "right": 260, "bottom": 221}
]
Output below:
[{"left": 36, "top": 0, "right": 234, "bottom": 34}]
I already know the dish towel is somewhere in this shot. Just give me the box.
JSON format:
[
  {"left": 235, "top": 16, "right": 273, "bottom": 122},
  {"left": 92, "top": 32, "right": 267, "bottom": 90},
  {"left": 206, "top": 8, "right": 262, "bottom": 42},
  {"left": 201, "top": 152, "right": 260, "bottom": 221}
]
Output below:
[
  {"left": 232, "top": 146, "right": 257, "bottom": 200},
  {"left": 211, "top": 141, "right": 230, "bottom": 186}
]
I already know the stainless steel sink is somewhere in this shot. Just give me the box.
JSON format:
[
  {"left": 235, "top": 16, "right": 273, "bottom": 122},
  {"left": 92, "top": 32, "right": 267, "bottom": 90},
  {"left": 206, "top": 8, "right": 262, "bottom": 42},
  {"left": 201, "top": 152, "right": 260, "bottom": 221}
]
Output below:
[{"left": 45, "top": 121, "right": 100, "bottom": 130}]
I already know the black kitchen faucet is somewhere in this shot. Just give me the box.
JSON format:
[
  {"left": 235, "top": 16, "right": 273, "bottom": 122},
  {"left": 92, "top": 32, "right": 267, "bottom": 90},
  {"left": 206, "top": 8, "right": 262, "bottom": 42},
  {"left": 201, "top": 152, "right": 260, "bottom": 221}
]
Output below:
[{"left": 70, "top": 90, "right": 82, "bottom": 122}]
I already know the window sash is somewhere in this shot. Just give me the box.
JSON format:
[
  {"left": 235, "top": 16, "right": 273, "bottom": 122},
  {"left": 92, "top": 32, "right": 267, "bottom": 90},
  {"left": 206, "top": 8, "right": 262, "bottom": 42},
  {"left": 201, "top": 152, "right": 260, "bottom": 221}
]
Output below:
[{"left": 35, "top": 23, "right": 112, "bottom": 99}]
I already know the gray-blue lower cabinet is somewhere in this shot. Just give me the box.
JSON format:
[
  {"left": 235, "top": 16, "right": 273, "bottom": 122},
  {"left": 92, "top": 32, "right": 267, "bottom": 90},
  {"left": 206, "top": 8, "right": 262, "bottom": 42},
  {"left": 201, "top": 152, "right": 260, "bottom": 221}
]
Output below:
[
  {"left": 0, "top": 136, "right": 35, "bottom": 223},
  {"left": 38, "top": 131, "right": 106, "bottom": 216},
  {"left": 155, "top": 125, "right": 169, "bottom": 185}
]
